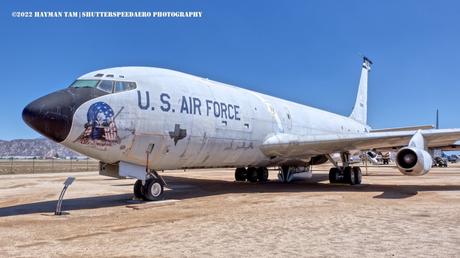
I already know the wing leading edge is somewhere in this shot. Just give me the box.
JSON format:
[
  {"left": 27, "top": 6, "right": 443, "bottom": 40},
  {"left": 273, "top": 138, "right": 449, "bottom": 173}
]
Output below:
[{"left": 260, "top": 129, "right": 460, "bottom": 158}]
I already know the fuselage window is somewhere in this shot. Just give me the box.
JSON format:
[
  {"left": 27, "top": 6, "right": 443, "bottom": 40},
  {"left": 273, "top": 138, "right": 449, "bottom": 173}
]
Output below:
[
  {"left": 98, "top": 80, "right": 114, "bottom": 93},
  {"left": 70, "top": 80, "right": 100, "bottom": 88}
]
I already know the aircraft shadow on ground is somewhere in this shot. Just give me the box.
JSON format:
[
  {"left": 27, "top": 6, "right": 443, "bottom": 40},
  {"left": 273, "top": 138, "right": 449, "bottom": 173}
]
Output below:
[
  {"left": 162, "top": 175, "right": 460, "bottom": 200},
  {"left": 0, "top": 194, "right": 132, "bottom": 217},
  {"left": 1, "top": 174, "right": 459, "bottom": 217}
]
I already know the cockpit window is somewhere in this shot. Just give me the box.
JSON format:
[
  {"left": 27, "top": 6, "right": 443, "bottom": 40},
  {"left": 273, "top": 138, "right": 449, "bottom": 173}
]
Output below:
[
  {"left": 125, "top": 82, "right": 136, "bottom": 91},
  {"left": 70, "top": 79, "right": 136, "bottom": 93},
  {"left": 114, "top": 81, "right": 124, "bottom": 92},
  {"left": 114, "top": 81, "right": 137, "bottom": 92},
  {"left": 97, "top": 80, "right": 114, "bottom": 93},
  {"left": 70, "top": 80, "right": 100, "bottom": 88}
]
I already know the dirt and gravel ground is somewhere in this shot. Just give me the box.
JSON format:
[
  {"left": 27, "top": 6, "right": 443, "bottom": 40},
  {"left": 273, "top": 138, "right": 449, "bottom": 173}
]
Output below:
[{"left": 0, "top": 163, "right": 459, "bottom": 257}]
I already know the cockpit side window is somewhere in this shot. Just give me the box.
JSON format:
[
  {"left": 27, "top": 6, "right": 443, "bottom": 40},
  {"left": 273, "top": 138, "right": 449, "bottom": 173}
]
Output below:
[
  {"left": 114, "top": 81, "right": 124, "bottom": 92},
  {"left": 114, "top": 81, "right": 137, "bottom": 92},
  {"left": 125, "top": 82, "right": 137, "bottom": 91},
  {"left": 70, "top": 80, "right": 100, "bottom": 88},
  {"left": 97, "top": 80, "right": 114, "bottom": 93}
]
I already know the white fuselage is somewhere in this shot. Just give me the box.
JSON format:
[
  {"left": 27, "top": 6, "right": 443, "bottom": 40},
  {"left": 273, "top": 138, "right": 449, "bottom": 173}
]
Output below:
[{"left": 62, "top": 67, "right": 368, "bottom": 170}]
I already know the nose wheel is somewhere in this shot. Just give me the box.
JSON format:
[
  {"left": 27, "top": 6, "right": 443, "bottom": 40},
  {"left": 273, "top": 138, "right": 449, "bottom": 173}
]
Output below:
[
  {"left": 133, "top": 174, "right": 165, "bottom": 201},
  {"left": 133, "top": 179, "right": 144, "bottom": 199},
  {"left": 143, "top": 178, "right": 164, "bottom": 201}
]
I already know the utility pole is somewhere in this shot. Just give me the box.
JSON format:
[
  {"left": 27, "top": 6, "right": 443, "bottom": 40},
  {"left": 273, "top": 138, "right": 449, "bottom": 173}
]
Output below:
[{"left": 436, "top": 109, "right": 439, "bottom": 129}]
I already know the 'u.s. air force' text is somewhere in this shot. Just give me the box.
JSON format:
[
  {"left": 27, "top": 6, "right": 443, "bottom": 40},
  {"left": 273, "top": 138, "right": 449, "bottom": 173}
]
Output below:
[{"left": 137, "top": 91, "right": 241, "bottom": 120}]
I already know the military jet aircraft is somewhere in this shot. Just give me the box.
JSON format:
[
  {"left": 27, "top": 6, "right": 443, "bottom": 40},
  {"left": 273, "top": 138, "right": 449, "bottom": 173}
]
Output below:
[{"left": 22, "top": 57, "right": 460, "bottom": 200}]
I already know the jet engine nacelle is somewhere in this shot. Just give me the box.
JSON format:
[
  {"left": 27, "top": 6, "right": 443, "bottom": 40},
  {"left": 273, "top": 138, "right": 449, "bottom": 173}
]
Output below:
[{"left": 395, "top": 147, "right": 432, "bottom": 176}]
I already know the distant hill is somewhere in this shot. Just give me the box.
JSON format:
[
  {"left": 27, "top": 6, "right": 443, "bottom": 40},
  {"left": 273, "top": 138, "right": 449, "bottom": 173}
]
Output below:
[{"left": 0, "top": 138, "right": 82, "bottom": 158}]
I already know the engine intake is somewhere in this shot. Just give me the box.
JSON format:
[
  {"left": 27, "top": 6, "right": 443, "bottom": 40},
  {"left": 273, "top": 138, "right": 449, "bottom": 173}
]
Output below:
[{"left": 396, "top": 147, "right": 432, "bottom": 176}]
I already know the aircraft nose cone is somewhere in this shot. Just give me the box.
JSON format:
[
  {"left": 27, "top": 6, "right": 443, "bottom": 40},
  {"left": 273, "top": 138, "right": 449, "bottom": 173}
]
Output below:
[
  {"left": 22, "top": 87, "right": 109, "bottom": 143},
  {"left": 22, "top": 90, "right": 74, "bottom": 142}
]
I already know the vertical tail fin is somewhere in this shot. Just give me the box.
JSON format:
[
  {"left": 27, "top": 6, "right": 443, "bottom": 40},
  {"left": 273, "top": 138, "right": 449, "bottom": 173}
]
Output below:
[{"left": 350, "top": 56, "right": 372, "bottom": 125}]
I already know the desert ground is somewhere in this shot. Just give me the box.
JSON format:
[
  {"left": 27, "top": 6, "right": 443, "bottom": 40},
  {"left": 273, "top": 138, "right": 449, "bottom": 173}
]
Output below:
[{"left": 0, "top": 163, "right": 459, "bottom": 257}]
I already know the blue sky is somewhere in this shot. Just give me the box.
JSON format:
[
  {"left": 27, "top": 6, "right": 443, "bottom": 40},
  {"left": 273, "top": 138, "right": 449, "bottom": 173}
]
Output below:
[{"left": 1, "top": 0, "right": 459, "bottom": 140}]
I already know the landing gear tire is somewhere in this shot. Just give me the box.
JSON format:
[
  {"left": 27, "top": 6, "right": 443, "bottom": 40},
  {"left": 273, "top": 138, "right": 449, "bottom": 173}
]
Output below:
[
  {"left": 329, "top": 167, "right": 341, "bottom": 183},
  {"left": 352, "top": 167, "right": 362, "bottom": 185},
  {"left": 344, "top": 167, "right": 355, "bottom": 185},
  {"left": 257, "top": 167, "right": 269, "bottom": 182},
  {"left": 133, "top": 179, "right": 144, "bottom": 199},
  {"left": 235, "top": 167, "right": 247, "bottom": 182},
  {"left": 246, "top": 167, "right": 258, "bottom": 183},
  {"left": 142, "top": 178, "right": 164, "bottom": 201}
]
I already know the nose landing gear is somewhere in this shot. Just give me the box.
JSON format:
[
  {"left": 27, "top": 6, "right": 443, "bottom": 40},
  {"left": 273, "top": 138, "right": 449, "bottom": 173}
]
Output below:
[
  {"left": 133, "top": 170, "right": 166, "bottom": 201},
  {"left": 133, "top": 180, "right": 144, "bottom": 199}
]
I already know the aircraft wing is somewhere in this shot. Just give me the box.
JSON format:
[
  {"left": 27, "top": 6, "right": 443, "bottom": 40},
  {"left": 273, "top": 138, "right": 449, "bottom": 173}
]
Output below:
[
  {"left": 369, "top": 125, "right": 434, "bottom": 132},
  {"left": 441, "top": 140, "right": 460, "bottom": 151},
  {"left": 260, "top": 129, "right": 460, "bottom": 158}
]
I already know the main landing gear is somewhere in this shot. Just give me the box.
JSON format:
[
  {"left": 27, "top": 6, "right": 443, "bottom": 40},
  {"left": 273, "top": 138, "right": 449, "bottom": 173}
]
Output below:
[
  {"left": 327, "top": 153, "right": 362, "bottom": 185},
  {"left": 234, "top": 167, "right": 269, "bottom": 183},
  {"left": 134, "top": 170, "right": 166, "bottom": 201},
  {"left": 328, "top": 166, "right": 362, "bottom": 185}
]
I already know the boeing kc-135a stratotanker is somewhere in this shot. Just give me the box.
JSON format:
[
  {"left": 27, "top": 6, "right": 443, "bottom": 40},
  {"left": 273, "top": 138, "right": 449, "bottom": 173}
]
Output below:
[{"left": 22, "top": 58, "right": 460, "bottom": 201}]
